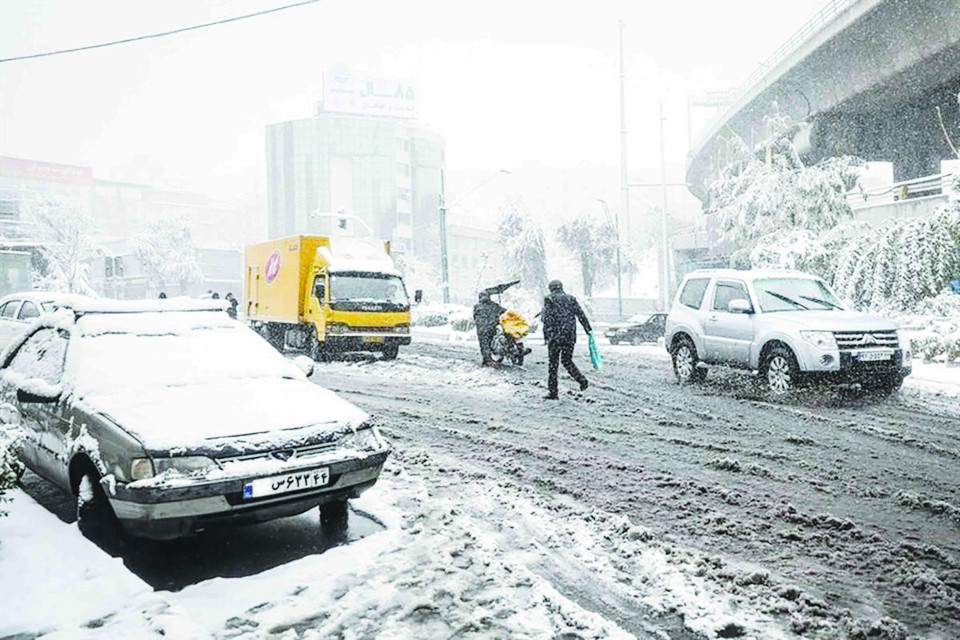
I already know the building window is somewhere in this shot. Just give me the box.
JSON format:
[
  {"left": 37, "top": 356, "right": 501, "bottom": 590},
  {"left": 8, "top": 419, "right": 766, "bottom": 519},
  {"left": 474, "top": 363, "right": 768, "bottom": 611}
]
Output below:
[
  {"left": 0, "top": 199, "right": 19, "bottom": 219},
  {"left": 114, "top": 257, "right": 124, "bottom": 278}
]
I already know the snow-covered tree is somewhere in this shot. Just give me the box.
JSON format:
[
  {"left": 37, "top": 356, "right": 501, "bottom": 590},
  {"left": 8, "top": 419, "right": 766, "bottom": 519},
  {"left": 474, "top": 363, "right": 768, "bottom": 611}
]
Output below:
[
  {"left": 394, "top": 253, "right": 443, "bottom": 304},
  {"left": 133, "top": 215, "right": 203, "bottom": 295},
  {"left": 708, "top": 107, "right": 863, "bottom": 246},
  {"left": 0, "top": 431, "right": 21, "bottom": 515},
  {"left": 556, "top": 213, "right": 618, "bottom": 298},
  {"left": 497, "top": 197, "right": 548, "bottom": 296},
  {"left": 22, "top": 197, "right": 98, "bottom": 295}
]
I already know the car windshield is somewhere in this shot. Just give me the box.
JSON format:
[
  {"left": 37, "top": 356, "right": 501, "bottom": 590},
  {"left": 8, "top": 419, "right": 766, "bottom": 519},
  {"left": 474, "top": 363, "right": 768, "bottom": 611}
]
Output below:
[
  {"left": 754, "top": 278, "right": 843, "bottom": 313},
  {"left": 330, "top": 272, "right": 408, "bottom": 304},
  {"left": 70, "top": 311, "right": 298, "bottom": 394},
  {"left": 627, "top": 314, "right": 651, "bottom": 324}
]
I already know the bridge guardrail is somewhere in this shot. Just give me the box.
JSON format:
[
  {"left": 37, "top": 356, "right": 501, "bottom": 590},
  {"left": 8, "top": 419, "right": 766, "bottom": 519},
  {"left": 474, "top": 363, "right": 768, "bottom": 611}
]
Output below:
[{"left": 847, "top": 172, "right": 957, "bottom": 209}]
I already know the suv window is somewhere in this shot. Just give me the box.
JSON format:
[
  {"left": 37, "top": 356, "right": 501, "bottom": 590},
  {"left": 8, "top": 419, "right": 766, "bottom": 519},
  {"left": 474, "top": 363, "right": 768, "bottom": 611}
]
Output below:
[
  {"left": 7, "top": 328, "right": 68, "bottom": 385},
  {"left": 678, "top": 278, "right": 710, "bottom": 310},
  {"left": 17, "top": 301, "right": 39, "bottom": 320},
  {"left": 712, "top": 281, "right": 751, "bottom": 312},
  {"left": 1, "top": 301, "right": 19, "bottom": 318}
]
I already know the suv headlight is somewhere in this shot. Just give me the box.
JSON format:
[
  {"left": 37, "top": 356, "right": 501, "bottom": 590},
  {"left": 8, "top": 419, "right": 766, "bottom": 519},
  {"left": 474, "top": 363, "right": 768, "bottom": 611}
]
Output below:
[
  {"left": 800, "top": 331, "right": 837, "bottom": 350},
  {"left": 153, "top": 456, "right": 219, "bottom": 476}
]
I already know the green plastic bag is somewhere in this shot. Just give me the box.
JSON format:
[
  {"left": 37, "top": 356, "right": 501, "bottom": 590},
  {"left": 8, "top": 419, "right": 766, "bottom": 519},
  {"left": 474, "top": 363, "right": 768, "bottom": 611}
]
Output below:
[{"left": 587, "top": 332, "right": 603, "bottom": 371}]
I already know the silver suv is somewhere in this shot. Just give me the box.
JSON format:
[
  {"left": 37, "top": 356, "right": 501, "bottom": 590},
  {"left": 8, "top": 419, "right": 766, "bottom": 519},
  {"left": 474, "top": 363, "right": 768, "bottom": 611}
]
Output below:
[{"left": 665, "top": 269, "right": 912, "bottom": 394}]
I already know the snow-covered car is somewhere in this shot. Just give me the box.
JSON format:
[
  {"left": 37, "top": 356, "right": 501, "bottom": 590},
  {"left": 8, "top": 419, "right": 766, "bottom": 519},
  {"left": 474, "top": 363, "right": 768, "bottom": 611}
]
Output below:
[
  {"left": 0, "top": 292, "right": 61, "bottom": 351},
  {"left": 0, "top": 297, "right": 390, "bottom": 541},
  {"left": 665, "top": 269, "right": 912, "bottom": 394},
  {"left": 604, "top": 313, "right": 666, "bottom": 345}
]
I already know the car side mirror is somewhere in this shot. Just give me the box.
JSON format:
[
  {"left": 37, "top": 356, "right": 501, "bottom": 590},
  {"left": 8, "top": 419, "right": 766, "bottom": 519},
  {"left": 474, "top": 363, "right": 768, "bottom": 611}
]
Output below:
[
  {"left": 17, "top": 387, "right": 60, "bottom": 404},
  {"left": 728, "top": 299, "right": 754, "bottom": 314},
  {"left": 414, "top": 289, "right": 423, "bottom": 304},
  {"left": 292, "top": 355, "right": 315, "bottom": 377}
]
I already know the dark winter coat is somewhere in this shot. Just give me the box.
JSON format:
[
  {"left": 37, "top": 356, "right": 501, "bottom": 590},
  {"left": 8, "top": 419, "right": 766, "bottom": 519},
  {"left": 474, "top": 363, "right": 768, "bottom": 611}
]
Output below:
[
  {"left": 542, "top": 292, "right": 591, "bottom": 344},
  {"left": 473, "top": 299, "right": 506, "bottom": 333}
]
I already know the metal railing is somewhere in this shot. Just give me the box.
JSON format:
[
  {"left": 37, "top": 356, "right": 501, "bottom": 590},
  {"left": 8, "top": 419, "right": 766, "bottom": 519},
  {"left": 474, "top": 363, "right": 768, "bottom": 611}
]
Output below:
[{"left": 847, "top": 172, "right": 957, "bottom": 209}]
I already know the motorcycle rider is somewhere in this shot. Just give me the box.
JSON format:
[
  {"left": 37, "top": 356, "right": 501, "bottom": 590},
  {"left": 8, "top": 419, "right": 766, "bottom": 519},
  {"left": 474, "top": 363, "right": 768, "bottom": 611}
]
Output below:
[{"left": 473, "top": 290, "right": 505, "bottom": 366}]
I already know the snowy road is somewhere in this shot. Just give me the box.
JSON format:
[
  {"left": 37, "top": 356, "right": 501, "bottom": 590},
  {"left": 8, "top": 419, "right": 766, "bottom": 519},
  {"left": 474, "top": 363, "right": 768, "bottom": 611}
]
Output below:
[{"left": 316, "top": 336, "right": 960, "bottom": 638}]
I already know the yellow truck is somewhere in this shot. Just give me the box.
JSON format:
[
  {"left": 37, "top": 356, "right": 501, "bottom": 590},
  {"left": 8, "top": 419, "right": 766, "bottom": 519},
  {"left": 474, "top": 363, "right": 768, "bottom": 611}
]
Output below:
[{"left": 244, "top": 235, "right": 412, "bottom": 360}]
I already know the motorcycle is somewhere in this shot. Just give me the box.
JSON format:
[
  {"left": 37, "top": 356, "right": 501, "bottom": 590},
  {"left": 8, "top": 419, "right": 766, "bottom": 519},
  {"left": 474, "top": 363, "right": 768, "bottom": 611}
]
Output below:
[
  {"left": 490, "top": 310, "right": 531, "bottom": 366},
  {"left": 481, "top": 280, "right": 531, "bottom": 366}
]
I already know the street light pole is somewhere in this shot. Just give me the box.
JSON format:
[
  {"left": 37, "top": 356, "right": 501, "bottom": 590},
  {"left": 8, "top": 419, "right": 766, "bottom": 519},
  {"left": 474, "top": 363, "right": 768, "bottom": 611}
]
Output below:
[
  {"left": 618, "top": 19, "right": 632, "bottom": 294},
  {"left": 437, "top": 168, "right": 511, "bottom": 304},
  {"left": 438, "top": 168, "right": 451, "bottom": 303},
  {"left": 598, "top": 199, "right": 623, "bottom": 320},
  {"left": 659, "top": 100, "right": 670, "bottom": 312}
]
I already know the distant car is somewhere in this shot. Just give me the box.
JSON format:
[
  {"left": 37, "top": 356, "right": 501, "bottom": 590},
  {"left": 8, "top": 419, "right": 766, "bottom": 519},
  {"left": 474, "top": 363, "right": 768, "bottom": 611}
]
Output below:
[
  {"left": 0, "top": 292, "right": 60, "bottom": 350},
  {"left": 0, "top": 297, "right": 390, "bottom": 542},
  {"left": 665, "top": 269, "right": 912, "bottom": 394},
  {"left": 604, "top": 313, "right": 667, "bottom": 345}
]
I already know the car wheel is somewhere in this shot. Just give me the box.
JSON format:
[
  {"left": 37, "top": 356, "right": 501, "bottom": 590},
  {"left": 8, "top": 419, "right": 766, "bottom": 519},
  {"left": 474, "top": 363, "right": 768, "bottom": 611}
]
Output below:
[
  {"left": 609, "top": 338, "right": 618, "bottom": 346},
  {"left": 382, "top": 344, "right": 399, "bottom": 360},
  {"left": 320, "top": 499, "right": 349, "bottom": 526},
  {"left": 762, "top": 346, "right": 800, "bottom": 395},
  {"left": 76, "top": 468, "right": 122, "bottom": 555},
  {"left": 631, "top": 335, "right": 643, "bottom": 346},
  {"left": 672, "top": 337, "right": 706, "bottom": 384}
]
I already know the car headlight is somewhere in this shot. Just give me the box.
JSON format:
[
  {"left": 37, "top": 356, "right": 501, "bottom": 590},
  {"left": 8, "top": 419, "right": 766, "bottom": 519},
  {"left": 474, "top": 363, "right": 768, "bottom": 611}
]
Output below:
[
  {"left": 131, "top": 457, "right": 154, "bottom": 480},
  {"left": 339, "top": 426, "right": 384, "bottom": 452},
  {"left": 800, "top": 331, "right": 837, "bottom": 350},
  {"left": 153, "top": 456, "right": 219, "bottom": 476}
]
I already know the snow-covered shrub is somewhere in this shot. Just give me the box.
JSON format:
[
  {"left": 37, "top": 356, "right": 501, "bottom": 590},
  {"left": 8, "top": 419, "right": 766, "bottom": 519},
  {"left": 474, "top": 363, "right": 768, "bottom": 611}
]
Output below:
[
  {"left": 0, "top": 431, "right": 23, "bottom": 515},
  {"left": 448, "top": 307, "right": 476, "bottom": 332},
  {"left": 411, "top": 303, "right": 465, "bottom": 328}
]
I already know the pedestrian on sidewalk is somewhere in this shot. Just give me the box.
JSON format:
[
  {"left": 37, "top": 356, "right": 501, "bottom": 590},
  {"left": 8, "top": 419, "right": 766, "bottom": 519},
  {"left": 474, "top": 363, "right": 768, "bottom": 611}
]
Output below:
[
  {"left": 541, "top": 280, "right": 592, "bottom": 399},
  {"left": 473, "top": 290, "right": 505, "bottom": 366}
]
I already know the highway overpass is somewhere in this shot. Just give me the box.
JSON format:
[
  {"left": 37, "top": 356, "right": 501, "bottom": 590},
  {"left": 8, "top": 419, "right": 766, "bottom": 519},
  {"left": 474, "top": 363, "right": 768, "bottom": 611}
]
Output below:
[{"left": 687, "top": 0, "right": 960, "bottom": 202}]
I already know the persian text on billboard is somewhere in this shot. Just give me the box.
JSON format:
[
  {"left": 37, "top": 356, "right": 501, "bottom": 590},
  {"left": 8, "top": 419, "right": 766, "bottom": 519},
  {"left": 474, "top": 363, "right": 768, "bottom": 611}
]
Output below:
[
  {"left": 322, "top": 69, "right": 418, "bottom": 119},
  {"left": 0, "top": 156, "right": 93, "bottom": 184}
]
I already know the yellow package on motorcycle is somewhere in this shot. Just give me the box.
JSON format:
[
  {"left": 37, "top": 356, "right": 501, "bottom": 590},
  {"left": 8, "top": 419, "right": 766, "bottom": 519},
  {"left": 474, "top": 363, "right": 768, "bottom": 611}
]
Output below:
[{"left": 500, "top": 310, "right": 530, "bottom": 339}]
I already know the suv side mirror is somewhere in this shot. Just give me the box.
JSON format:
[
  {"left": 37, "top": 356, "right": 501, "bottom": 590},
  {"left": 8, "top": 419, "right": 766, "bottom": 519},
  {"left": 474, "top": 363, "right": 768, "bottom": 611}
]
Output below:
[
  {"left": 728, "top": 299, "right": 754, "bottom": 314},
  {"left": 414, "top": 289, "right": 423, "bottom": 304}
]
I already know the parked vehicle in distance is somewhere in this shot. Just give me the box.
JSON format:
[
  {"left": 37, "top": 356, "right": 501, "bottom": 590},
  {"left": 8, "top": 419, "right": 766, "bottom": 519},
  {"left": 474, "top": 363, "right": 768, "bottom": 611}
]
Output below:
[
  {"left": 604, "top": 313, "right": 667, "bottom": 345},
  {"left": 0, "top": 292, "right": 61, "bottom": 351},
  {"left": 0, "top": 297, "right": 390, "bottom": 542},
  {"left": 665, "top": 269, "right": 912, "bottom": 394},
  {"left": 245, "top": 235, "right": 413, "bottom": 360}
]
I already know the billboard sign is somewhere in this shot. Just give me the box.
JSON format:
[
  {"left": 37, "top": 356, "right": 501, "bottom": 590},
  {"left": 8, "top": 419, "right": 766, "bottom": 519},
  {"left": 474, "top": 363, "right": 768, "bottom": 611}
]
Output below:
[
  {"left": 322, "top": 66, "right": 418, "bottom": 119},
  {"left": 0, "top": 156, "right": 93, "bottom": 184}
]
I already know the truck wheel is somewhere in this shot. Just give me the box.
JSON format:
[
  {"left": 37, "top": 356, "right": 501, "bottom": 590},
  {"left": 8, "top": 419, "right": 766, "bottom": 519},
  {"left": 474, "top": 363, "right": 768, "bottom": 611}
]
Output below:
[
  {"left": 672, "top": 336, "right": 706, "bottom": 384},
  {"left": 382, "top": 344, "right": 399, "bottom": 360},
  {"left": 762, "top": 346, "right": 800, "bottom": 395},
  {"left": 76, "top": 467, "right": 122, "bottom": 555}
]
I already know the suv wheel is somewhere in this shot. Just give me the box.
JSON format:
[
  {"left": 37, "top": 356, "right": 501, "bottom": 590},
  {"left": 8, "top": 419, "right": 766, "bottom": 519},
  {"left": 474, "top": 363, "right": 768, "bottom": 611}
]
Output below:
[
  {"left": 672, "top": 337, "right": 706, "bottom": 384},
  {"left": 763, "top": 346, "right": 799, "bottom": 395}
]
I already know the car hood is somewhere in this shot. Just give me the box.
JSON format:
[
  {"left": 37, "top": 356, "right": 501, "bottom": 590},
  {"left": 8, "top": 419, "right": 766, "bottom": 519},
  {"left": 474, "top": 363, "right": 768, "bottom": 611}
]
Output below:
[
  {"left": 81, "top": 377, "right": 369, "bottom": 454},
  {"left": 763, "top": 310, "right": 898, "bottom": 332},
  {"left": 607, "top": 323, "right": 637, "bottom": 331}
]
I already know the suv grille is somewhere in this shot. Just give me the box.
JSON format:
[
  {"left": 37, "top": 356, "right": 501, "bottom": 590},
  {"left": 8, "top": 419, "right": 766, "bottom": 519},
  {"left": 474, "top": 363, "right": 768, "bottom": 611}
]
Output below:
[{"left": 833, "top": 330, "right": 898, "bottom": 350}]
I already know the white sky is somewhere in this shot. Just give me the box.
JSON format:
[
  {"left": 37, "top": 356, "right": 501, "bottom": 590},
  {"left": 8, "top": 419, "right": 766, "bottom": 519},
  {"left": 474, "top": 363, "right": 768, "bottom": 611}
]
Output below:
[{"left": 0, "top": 0, "right": 828, "bottom": 201}]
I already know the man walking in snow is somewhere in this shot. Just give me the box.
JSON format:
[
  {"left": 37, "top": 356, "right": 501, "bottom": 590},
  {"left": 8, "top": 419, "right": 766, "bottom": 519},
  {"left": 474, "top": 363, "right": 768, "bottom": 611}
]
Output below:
[
  {"left": 541, "top": 280, "right": 591, "bottom": 399},
  {"left": 473, "top": 291, "right": 506, "bottom": 366}
]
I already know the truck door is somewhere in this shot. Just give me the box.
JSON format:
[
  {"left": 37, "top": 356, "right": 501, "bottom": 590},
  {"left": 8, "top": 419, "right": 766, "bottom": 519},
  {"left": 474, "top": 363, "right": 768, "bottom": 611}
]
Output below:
[{"left": 304, "top": 271, "right": 328, "bottom": 342}]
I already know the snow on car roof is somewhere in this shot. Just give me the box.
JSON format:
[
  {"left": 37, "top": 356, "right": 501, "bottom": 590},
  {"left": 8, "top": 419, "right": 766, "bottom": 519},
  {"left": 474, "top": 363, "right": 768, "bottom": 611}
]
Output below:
[
  {"left": 60, "top": 295, "right": 229, "bottom": 314},
  {"left": 74, "top": 309, "right": 235, "bottom": 337}
]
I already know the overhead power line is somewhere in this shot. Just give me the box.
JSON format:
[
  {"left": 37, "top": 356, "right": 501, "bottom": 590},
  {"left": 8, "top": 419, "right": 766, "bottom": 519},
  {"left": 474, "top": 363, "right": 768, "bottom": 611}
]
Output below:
[{"left": 0, "top": 0, "right": 322, "bottom": 64}]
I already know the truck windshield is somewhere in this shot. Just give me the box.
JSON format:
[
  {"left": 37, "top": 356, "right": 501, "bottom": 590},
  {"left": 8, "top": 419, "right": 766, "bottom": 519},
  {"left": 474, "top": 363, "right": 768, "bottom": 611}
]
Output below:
[
  {"left": 754, "top": 278, "right": 843, "bottom": 313},
  {"left": 330, "top": 272, "right": 408, "bottom": 304}
]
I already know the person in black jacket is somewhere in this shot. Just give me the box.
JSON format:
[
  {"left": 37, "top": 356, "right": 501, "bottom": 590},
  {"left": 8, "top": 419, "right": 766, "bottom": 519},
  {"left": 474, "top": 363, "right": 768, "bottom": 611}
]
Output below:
[
  {"left": 473, "top": 291, "right": 505, "bottom": 366},
  {"left": 541, "top": 280, "right": 591, "bottom": 399}
]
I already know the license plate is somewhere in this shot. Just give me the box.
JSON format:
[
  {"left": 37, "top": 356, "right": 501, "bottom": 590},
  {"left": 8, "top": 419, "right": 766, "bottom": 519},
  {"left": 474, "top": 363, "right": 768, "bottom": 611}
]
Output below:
[
  {"left": 363, "top": 336, "right": 385, "bottom": 343},
  {"left": 243, "top": 468, "right": 329, "bottom": 499},
  {"left": 856, "top": 349, "right": 893, "bottom": 362}
]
